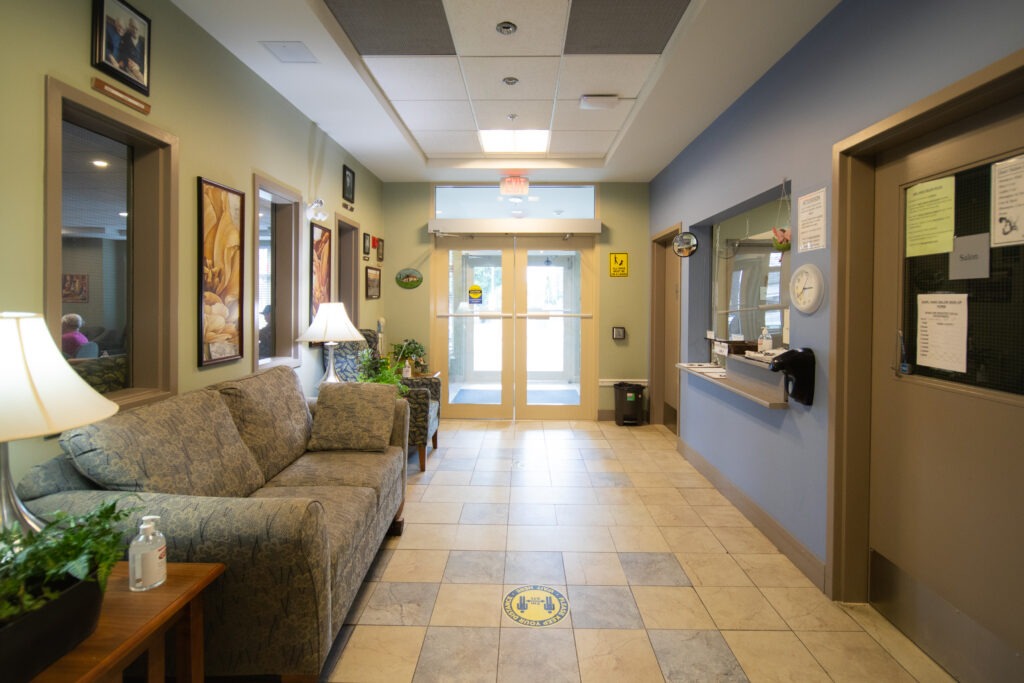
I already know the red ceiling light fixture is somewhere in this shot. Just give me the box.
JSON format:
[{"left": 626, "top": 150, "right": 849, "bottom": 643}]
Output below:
[{"left": 500, "top": 175, "right": 529, "bottom": 196}]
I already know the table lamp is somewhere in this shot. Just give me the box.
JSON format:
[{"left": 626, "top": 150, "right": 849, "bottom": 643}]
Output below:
[
  {"left": 0, "top": 312, "right": 119, "bottom": 533},
  {"left": 296, "top": 302, "right": 364, "bottom": 385}
]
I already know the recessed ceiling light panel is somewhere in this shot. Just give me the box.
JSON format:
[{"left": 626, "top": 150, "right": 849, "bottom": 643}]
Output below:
[{"left": 479, "top": 130, "right": 550, "bottom": 154}]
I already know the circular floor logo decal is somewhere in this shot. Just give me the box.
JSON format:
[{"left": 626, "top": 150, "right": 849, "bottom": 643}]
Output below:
[{"left": 503, "top": 585, "right": 569, "bottom": 627}]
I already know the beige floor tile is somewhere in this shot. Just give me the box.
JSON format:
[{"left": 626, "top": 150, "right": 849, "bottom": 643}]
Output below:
[
  {"left": 443, "top": 447, "right": 482, "bottom": 460},
  {"left": 798, "top": 631, "right": 916, "bottom": 682},
  {"left": 554, "top": 504, "right": 615, "bottom": 526},
  {"left": 645, "top": 503, "right": 706, "bottom": 527},
  {"left": 675, "top": 553, "right": 752, "bottom": 587},
  {"left": 508, "top": 503, "right": 556, "bottom": 525},
  {"left": 839, "top": 603, "right": 957, "bottom": 682},
  {"left": 636, "top": 487, "right": 687, "bottom": 505},
  {"left": 507, "top": 525, "right": 615, "bottom": 552},
  {"left": 497, "top": 627, "right": 580, "bottom": 682},
  {"left": 583, "top": 458, "right": 624, "bottom": 473},
  {"left": 459, "top": 503, "right": 509, "bottom": 525},
  {"left": 617, "top": 455, "right": 660, "bottom": 473},
  {"left": 711, "top": 526, "right": 779, "bottom": 554},
  {"left": 761, "top": 587, "right": 861, "bottom": 631},
  {"left": 403, "top": 502, "right": 464, "bottom": 524},
  {"left": 632, "top": 586, "right": 716, "bottom": 629},
  {"left": 680, "top": 488, "right": 731, "bottom": 506},
  {"left": 470, "top": 470, "right": 512, "bottom": 486},
  {"left": 329, "top": 625, "right": 426, "bottom": 683},
  {"left": 475, "top": 458, "right": 515, "bottom": 471},
  {"left": 660, "top": 526, "right": 727, "bottom": 553},
  {"left": 562, "top": 552, "right": 628, "bottom": 585},
  {"left": 421, "top": 485, "right": 510, "bottom": 503},
  {"left": 397, "top": 524, "right": 458, "bottom": 550},
  {"left": 696, "top": 586, "right": 788, "bottom": 630},
  {"left": 510, "top": 486, "right": 598, "bottom": 505},
  {"left": 664, "top": 471, "right": 713, "bottom": 488},
  {"left": 594, "top": 488, "right": 642, "bottom": 505},
  {"left": 453, "top": 524, "right": 507, "bottom": 550},
  {"left": 574, "top": 629, "right": 664, "bottom": 683},
  {"left": 609, "top": 525, "right": 670, "bottom": 552},
  {"left": 380, "top": 549, "right": 450, "bottom": 583},
  {"left": 723, "top": 630, "right": 830, "bottom": 682},
  {"left": 429, "top": 583, "right": 504, "bottom": 627},
  {"left": 429, "top": 470, "right": 473, "bottom": 486},
  {"left": 607, "top": 504, "right": 655, "bottom": 526},
  {"left": 733, "top": 553, "right": 813, "bottom": 587},
  {"left": 695, "top": 505, "right": 753, "bottom": 527},
  {"left": 626, "top": 471, "right": 672, "bottom": 488},
  {"left": 405, "top": 485, "right": 427, "bottom": 502},
  {"left": 414, "top": 626, "right": 499, "bottom": 682},
  {"left": 344, "top": 580, "right": 378, "bottom": 624}
]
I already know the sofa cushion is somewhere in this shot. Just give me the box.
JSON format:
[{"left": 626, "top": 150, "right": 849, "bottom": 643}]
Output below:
[
  {"left": 61, "top": 389, "right": 265, "bottom": 497},
  {"left": 307, "top": 382, "right": 397, "bottom": 452},
  {"left": 214, "top": 365, "right": 313, "bottom": 480},
  {"left": 264, "top": 446, "right": 404, "bottom": 506}
]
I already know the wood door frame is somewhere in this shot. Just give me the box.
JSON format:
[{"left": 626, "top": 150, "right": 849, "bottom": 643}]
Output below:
[
  {"left": 828, "top": 49, "right": 1024, "bottom": 601},
  {"left": 649, "top": 224, "right": 681, "bottom": 428}
]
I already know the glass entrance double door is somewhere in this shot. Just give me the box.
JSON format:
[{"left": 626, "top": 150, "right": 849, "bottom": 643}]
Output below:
[{"left": 431, "top": 236, "right": 596, "bottom": 420}]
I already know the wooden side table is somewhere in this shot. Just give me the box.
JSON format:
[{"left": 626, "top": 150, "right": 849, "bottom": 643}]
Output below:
[{"left": 35, "top": 562, "right": 225, "bottom": 683}]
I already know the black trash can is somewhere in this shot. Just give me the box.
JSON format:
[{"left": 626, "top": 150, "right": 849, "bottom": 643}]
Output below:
[{"left": 613, "top": 382, "right": 645, "bottom": 426}]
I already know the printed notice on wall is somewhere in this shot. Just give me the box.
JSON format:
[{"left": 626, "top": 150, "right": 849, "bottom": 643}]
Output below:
[
  {"left": 991, "top": 155, "right": 1024, "bottom": 248},
  {"left": 797, "top": 188, "right": 827, "bottom": 252},
  {"left": 916, "top": 293, "right": 967, "bottom": 373},
  {"left": 906, "top": 177, "right": 955, "bottom": 257}
]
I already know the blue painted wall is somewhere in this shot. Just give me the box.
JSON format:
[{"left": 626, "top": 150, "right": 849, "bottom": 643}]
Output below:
[{"left": 650, "top": 0, "right": 1024, "bottom": 561}]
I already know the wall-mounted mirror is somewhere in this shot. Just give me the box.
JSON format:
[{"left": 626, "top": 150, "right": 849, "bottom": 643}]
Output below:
[
  {"left": 672, "top": 231, "right": 698, "bottom": 257},
  {"left": 711, "top": 199, "right": 790, "bottom": 349}
]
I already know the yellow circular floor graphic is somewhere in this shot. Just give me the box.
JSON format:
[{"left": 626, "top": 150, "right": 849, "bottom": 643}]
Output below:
[{"left": 503, "top": 585, "right": 569, "bottom": 627}]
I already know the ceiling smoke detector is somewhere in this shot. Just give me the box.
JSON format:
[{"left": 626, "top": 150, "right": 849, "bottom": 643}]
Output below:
[
  {"left": 502, "top": 76, "right": 519, "bottom": 87},
  {"left": 496, "top": 21, "right": 517, "bottom": 36}
]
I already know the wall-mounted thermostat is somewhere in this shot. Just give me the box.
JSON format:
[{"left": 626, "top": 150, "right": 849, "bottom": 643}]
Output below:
[{"left": 612, "top": 326, "right": 626, "bottom": 340}]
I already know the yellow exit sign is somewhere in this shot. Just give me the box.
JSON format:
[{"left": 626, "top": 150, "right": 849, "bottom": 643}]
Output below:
[{"left": 609, "top": 253, "right": 628, "bottom": 277}]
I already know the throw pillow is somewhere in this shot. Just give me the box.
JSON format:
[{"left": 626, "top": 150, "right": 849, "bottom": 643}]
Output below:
[
  {"left": 215, "top": 365, "right": 313, "bottom": 480},
  {"left": 61, "top": 389, "right": 265, "bottom": 497},
  {"left": 308, "top": 382, "right": 397, "bottom": 452}
]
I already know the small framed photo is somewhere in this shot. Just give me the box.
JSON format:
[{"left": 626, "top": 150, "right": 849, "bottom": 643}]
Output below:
[
  {"left": 343, "top": 165, "right": 356, "bottom": 204},
  {"left": 365, "top": 266, "right": 381, "bottom": 299},
  {"left": 62, "top": 274, "right": 90, "bottom": 303},
  {"left": 362, "top": 232, "right": 371, "bottom": 260},
  {"left": 377, "top": 238, "right": 385, "bottom": 262},
  {"left": 92, "top": 0, "right": 151, "bottom": 96}
]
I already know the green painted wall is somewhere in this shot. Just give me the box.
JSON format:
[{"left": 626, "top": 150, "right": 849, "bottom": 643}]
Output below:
[
  {"left": 379, "top": 183, "right": 652, "bottom": 413},
  {"left": 1, "top": 0, "right": 383, "bottom": 477}
]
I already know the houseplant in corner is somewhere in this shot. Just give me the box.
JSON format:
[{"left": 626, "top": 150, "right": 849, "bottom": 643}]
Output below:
[
  {"left": 391, "top": 338, "right": 428, "bottom": 374},
  {"left": 0, "top": 499, "right": 132, "bottom": 681},
  {"left": 358, "top": 348, "right": 409, "bottom": 395}
]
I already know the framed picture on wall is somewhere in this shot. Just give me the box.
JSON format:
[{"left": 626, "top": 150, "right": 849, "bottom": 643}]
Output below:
[
  {"left": 376, "top": 238, "right": 384, "bottom": 262},
  {"left": 198, "top": 177, "right": 244, "bottom": 367},
  {"left": 310, "top": 222, "right": 332, "bottom": 322},
  {"left": 343, "top": 165, "right": 356, "bottom": 203},
  {"left": 365, "top": 266, "right": 381, "bottom": 299},
  {"left": 362, "top": 231, "right": 371, "bottom": 260},
  {"left": 91, "top": 0, "right": 151, "bottom": 96},
  {"left": 62, "top": 274, "right": 89, "bottom": 303}
]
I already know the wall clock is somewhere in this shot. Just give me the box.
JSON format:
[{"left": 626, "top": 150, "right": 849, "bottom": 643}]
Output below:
[{"left": 789, "top": 263, "right": 825, "bottom": 314}]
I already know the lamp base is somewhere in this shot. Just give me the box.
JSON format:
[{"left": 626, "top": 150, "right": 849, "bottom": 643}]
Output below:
[
  {"left": 319, "top": 341, "right": 342, "bottom": 385},
  {"left": 1, "top": 441, "right": 45, "bottom": 534}
]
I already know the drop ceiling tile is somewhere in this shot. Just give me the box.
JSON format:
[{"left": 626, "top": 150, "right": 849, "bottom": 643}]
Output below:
[
  {"left": 413, "top": 131, "right": 482, "bottom": 155},
  {"left": 473, "top": 100, "right": 554, "bottom": 129},
  {"left": 442, "top": 0, "right": 569, "bottom": 57},
  {"left": 363, "top": 56, "right": 467, "bottom": 100},
  {"left": 552, "top": 99, "right": 634, "bottom": 131},
  {"left": 556, "top": 55, "right": 659, "bottom": 100},
  {"left": 549, "top": 131, "right": 617, "bottom": 155},
  {"left": 394, "top": 101, "right": 476, "bottom": 130},
  {"left": 461, "top": 57, "right": 560, "bottom": 100}
]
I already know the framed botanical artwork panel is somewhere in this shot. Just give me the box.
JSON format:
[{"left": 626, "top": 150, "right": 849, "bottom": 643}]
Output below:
[
  {"left": 62, "top": 274, "right": 90, "bottom": 303},
  {"left": 198, "top": 177, "right": 244, "bottom": 366},
  {"left": 92, "top": 0, "right": 151, "bottom": 96},
  {"left": 310, "top": 222, "right": 332, "bottom": 321},
  {"left": 365, "top": 266, "right": 381, "bottom": 299},
  {"left": 343, "top": 165, "right": 356, "bottom": 203}
]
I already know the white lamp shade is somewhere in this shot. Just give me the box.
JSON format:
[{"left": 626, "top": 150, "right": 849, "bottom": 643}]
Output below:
[
  {"left": 0, "top": 312, "right": 119, "bottom": 442},
  {"left": 296, "top": 302, "right": 364, "bottom": 343}
]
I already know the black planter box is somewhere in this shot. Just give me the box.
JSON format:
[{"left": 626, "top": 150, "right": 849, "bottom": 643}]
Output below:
[{"left": 0, "top": 577, "right": 103, "bottom": 682}]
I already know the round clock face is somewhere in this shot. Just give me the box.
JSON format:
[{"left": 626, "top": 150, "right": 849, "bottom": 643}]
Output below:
[{"left": 789, "top": 264, "right": 824, "bottom": 314}]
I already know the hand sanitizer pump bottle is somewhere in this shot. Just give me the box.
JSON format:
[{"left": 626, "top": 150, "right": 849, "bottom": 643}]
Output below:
[
  {"left": 129, "top": 515, "right": 167, "bottom": 591},
  {"left": 758, "top": 327, "right": 773, "bottom": 353}
]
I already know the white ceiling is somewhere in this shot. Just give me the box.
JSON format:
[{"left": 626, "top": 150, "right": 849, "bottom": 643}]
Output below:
[{"left": 170, "top": 0, "right": 839, "bottom": 183}]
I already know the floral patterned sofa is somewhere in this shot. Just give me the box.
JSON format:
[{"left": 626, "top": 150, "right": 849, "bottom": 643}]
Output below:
[{"left": 18, "top": 365, "right": 408, "bottom": 681}]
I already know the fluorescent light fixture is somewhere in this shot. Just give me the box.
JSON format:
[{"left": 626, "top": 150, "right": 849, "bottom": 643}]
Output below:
[
  {"left": 479, "top": 129, "right": 549, "bottom": 154},
  {"left": 579, "top": 95, "right": 619, "bottom": 111}
]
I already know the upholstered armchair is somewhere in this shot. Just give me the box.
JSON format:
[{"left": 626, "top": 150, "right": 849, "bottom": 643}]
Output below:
[
  {"left": 400, "top": 374, "right": 440, "bottom": 471},
  {"left": 323, "top": 328, "right": 377, "bottom": 380}
]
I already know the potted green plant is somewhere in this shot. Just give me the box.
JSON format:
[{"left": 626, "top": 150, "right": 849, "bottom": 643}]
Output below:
[
  {"left": 0, "top": 499, "right": 133, "bottom": 681},
  {"left": 391, "top": 338, "right": 428, "bottom": 374},
  {"left": 357, "top": 348, "right": 409, "bottom": 395}
]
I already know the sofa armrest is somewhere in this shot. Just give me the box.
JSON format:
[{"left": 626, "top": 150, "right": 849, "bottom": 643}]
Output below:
[
  {"left": 391, "top": 397, "right": 410, "bottom": 488},
  {"left": 27, "top": 490, "right": 332, "bottom": 677}
]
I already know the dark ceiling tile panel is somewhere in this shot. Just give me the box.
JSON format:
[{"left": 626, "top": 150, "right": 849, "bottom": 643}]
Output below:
[
  {"left": 564, "top": 0, "right": 691, "bottom": 54},
  {"left": 324, "top": 0, "right": 455, "bottom": 55}
]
